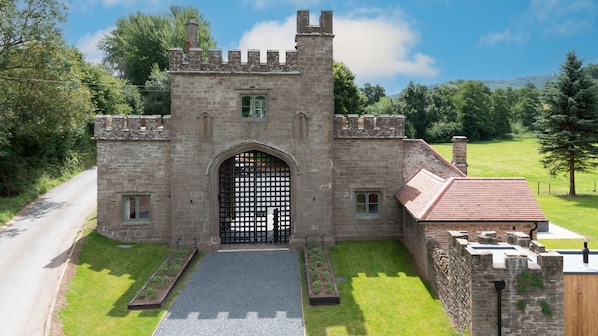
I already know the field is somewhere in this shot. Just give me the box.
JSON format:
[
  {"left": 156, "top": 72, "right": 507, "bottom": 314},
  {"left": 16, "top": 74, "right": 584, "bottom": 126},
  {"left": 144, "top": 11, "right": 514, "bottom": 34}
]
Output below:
[{"left": 432, "top": 137, "right": 598, "bottom": 249}]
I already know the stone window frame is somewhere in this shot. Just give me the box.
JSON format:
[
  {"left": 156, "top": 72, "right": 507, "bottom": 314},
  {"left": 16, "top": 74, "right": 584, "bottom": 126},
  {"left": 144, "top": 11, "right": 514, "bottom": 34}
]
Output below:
[
  {"left": 240, "top": 94, "right": 268, "bottom": 120},
  {"left": 122, "top": 195, "right": 151, "bottom": 222},
  {"left": 354, "top": 191, "right": 381, "bottom": 217}
]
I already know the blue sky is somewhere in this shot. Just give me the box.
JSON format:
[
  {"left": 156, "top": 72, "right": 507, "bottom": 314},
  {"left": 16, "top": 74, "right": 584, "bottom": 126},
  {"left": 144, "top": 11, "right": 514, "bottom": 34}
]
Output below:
[{"left": 63, "top": 0, "right": 598, "bottom": 95}]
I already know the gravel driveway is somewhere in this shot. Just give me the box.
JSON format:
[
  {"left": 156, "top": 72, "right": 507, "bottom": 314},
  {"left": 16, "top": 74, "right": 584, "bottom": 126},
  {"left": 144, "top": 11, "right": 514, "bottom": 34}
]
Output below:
[{"left": 153, "top": 249, "right": 304, "bottom": 336}]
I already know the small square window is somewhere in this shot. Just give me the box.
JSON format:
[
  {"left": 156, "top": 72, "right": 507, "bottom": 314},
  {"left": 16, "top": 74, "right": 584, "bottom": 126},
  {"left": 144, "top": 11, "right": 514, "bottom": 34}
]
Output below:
[
  {"left": 241, "top": 94, "right": 267, "bottom": 119},
  {"left": 355, "top": 192, "right": 380, "bottom": 217},
  {"left": 123, "top": 195, "right": 150, "bottom": 222}
]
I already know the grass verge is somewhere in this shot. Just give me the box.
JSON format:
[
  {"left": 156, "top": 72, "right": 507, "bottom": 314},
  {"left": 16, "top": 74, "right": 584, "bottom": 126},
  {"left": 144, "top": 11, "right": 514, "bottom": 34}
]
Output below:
[
  {"left": 58, "top": 219, "right": 202, "bottom": 336},
  {"left": 301, "top": 240, "right": 456, "bottom": 336}
]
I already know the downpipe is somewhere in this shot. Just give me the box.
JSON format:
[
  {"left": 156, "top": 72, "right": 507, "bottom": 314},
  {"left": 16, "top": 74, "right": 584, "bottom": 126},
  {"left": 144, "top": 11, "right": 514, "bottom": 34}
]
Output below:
[{"left": 494, "top": 280, "right": 506, "bottom": 336}]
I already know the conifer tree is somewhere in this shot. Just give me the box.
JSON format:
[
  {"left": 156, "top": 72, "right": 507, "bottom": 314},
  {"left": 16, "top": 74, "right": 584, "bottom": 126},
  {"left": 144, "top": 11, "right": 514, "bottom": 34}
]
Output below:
[{"left": 535, "top": 51, "right": 598, "bottom": 196}]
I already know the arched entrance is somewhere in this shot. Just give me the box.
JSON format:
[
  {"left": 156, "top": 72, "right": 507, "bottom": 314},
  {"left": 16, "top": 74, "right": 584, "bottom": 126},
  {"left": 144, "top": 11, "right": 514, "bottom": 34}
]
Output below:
[{"left": 218, "top": 150, "right": 291, "bottom": 244}]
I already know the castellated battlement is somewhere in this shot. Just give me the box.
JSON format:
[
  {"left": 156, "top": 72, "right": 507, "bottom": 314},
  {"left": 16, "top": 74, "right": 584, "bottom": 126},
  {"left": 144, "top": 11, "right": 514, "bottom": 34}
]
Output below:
[
  {"left": 333, "top": 114, "right": 405, "bottom": 138},
  {"left": 94, "top": 115, "right": 171, "bottom": 141},
  {"left": 297, "top": 9, "right": 333, "bottom": 35},
  {"left": 449, "top": 230, "right": 562, "bottom": 272},
  {"left": 168, "top": 48, "right": 299, "bottom": 73},
  {"left": 169, "top": 9, "right": 332, "bottom": 73}
]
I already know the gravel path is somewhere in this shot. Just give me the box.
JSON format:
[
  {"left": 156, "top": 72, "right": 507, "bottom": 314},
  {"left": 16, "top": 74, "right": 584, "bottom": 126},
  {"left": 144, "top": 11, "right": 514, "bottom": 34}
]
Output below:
[{"left": 153, "top": 249, "right": 304, "bottom": 336}]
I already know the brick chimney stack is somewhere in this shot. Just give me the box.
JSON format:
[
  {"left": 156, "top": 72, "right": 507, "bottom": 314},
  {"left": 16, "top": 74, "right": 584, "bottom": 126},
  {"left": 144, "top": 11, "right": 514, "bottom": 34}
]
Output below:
[
  {"left": 186, "top": 17, "right": 198, "bottom": 51},
  {"left": 452, "top": 136, "right": 468, "bottom": 175}
]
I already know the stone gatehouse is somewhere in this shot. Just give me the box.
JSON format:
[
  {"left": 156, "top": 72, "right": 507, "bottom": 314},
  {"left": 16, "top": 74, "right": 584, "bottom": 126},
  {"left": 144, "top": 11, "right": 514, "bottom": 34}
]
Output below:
[
  {"left": 94, "top": 9, "right": 464, "bottom": 250},
  {"left": 93, "top": 9, "right": 567, "bottom": 334}
]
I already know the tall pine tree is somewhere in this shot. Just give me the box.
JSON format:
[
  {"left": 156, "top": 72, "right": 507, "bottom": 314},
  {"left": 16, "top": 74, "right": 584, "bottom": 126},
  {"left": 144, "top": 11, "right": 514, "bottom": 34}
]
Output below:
[{"left": 536, "top": 51, "right": 598, "bottom": 196}]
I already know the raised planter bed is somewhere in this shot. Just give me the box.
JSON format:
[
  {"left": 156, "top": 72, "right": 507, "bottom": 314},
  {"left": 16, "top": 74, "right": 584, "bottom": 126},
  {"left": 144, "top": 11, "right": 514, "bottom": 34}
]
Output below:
[
  {"left": 128, "top": 247, "right": 198, "bottom": 309},
  {"left": 304, "top": 243, "right": 340, "bottom": 305}
]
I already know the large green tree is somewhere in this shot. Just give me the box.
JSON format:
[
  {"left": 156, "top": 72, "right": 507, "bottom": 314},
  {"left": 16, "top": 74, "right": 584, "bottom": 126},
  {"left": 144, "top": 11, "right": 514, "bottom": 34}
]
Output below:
[
  {"left": 361, "top": 83, "right": 386, "bottom": 106},
  {"left": 0, "top": 1, "right": 97, "bottom": 195},
  {"left": 142, "top": 65, "right": 171, "bottom": 115},
  {"left": 399, "top": 81, "right": 438, "bottom": 140},
  {"left": 333, "top": 61, "right": 365, "bottom": 114},
  {"left": 491, "top": 88, "right": 512, "bottom": 137},
  {"left": 535, "top": 51, "right": 598, "bottom": 196},
  {"left": 99, "top": 5, "right": 215, "bottom": 86},
  {"left": 0, "top": 0, "right": 66, "bottom": 72},
  {"left": 455, "top": 80, "right": 493, "bottom": 141},
  {"left": 513, "top": 84, "right": 542, "bottom": 130}
]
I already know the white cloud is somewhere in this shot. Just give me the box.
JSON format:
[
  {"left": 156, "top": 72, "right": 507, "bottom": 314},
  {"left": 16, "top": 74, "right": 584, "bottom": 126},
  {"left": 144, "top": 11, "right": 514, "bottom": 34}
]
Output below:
[
  {"left": 76, "top": 28, "right": 113, "bottom": 64},
  {"left": 479, "top": 29, "right": 529, "bottom": 47},
  {"left": 528, "top": 0, "right": 596, "bottom": 36},
  {"left": 236, "top": 8, "right": 438, "bottom": 86}
]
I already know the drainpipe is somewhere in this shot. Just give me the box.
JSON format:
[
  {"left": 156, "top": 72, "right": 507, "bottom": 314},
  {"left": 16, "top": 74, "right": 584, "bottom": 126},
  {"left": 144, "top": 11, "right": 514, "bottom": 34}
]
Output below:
[
  {"left": 529, "top": 222, "right": 538, "bottom": 240},
  {"left": 493, "top": 280, "right": 506, "bottom": 336}
]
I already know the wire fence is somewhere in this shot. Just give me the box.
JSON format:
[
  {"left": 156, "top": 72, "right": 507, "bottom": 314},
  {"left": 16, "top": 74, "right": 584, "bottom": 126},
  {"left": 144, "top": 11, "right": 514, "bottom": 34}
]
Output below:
[{"left": 534, "top": 181, "right": 598, "bottom": 195}]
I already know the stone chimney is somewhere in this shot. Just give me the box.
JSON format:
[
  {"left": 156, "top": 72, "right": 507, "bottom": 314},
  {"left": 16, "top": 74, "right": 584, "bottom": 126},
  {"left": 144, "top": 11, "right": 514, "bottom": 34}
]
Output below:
[
  {"left": 186, "top": 17, "right": 199, "bottom": 51},
  {"left": 452, "top": 136, "right": 468, "bottom": 175}
]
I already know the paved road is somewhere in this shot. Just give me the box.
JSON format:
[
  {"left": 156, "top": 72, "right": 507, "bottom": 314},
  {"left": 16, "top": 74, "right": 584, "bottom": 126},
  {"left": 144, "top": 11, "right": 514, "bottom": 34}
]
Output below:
[{"left": 0, "top": 167, "right": 97, "bottom": 336}]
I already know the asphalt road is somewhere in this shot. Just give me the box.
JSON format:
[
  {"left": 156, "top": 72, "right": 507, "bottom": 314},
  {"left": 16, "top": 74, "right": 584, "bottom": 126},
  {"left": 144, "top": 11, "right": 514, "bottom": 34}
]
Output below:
[{"left": 0, "top": 167, "right": 97, "bottom": 336}]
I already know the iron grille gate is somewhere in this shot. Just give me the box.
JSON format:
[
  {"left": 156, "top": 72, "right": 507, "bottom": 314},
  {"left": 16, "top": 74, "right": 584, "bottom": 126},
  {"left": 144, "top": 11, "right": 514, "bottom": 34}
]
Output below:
[{"left": 219, "top": 150, "right": 291, "bottom": 244}]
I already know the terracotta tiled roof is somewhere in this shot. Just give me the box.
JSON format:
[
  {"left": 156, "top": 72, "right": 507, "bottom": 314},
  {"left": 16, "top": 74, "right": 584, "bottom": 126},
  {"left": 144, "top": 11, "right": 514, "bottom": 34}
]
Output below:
[{"left": 394, "top": 169, "right": 547, "bottom": 222}]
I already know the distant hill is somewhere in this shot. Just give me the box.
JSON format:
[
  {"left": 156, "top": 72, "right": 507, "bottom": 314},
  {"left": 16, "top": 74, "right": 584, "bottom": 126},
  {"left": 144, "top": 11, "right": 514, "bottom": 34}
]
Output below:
[
  {"left": 388, "top": 74, "right": 557, "bottom": 97},
  {"left": 477, "top": 75, "right": 557, "bottom": 90}
]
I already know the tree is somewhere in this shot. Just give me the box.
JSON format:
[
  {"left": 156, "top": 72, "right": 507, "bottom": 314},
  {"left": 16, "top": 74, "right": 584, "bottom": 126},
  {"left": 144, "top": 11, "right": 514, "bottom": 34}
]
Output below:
[
  {"left": 0, "top": 45, "right": 94, "bottom": 195},
  {"left": 0, "top": 0, "right": 67, "bottom": 72},
  {"left": 398, "top": 82, "right": 437, "bottom": 140},
  {"left": 81, "top": 61, "right": 133, "bottom": 115},
  {"left": 491, "top": 89, "right": 512, "bottom": 137},
  {"left": 364, "top": 96, "right": 398, "bottom": 115},
  {"left": 535, "top": 51, "right": 598, "bottom": 196},
  {"left": 99, "top": 5, "right": 216, "bottom": 86},
  {"left": 455, "top": 80, "right": 493, "bottom": 141},
  {"left": 513, "top": 84, "right": 542, "bottom": 130},
  {"left": 142, "top": 65, "right": 171, "bottom": 115},
  {"left": 361, "top": 83, "right": 386, "bottom": 106},
  {"left": 333, "top": 61, "right": 365, "bottom": 114}
]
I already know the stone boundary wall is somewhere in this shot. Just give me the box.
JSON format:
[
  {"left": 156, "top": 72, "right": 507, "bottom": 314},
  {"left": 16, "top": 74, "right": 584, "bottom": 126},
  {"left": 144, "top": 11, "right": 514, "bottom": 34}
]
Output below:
[
  {"left": 94, "top": 115, "right": 171, "bottom": 141},
  {"left": 333, "top": 114, "right": 405, "bottom": 138},
  {"left": 434, "top": 231, "right": 564, "bottom": 335}
]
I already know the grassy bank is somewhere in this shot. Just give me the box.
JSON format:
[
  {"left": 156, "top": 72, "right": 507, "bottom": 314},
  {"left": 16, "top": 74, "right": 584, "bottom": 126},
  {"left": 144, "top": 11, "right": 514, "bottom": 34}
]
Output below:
[{"left": 432, "top": 137, "right": 598, "bottom": 249}]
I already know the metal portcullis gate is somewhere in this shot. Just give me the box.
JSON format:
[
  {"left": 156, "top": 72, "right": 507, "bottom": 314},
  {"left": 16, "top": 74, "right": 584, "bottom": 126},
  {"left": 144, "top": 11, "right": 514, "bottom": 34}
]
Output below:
[{"left": 218, "top": 150, "right": 291, "bottom": 244}]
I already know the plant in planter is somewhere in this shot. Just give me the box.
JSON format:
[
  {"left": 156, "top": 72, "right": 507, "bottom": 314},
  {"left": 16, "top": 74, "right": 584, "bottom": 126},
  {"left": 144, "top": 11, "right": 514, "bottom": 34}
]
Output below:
[
  {"left": 304, "top": 242, "right": 340, "bottom": 305},
  {"left": 128, "top": 247, "right": 198, "bottom": 309}
]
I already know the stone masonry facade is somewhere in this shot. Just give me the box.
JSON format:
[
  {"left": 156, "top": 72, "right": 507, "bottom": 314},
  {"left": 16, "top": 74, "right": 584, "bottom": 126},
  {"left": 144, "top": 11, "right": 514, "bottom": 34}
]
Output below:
[
  {"left": 94, "top": 10, "right": 564, "bottom": 334},
  {"left": 94, "top": 10, "right": 430, "bottom": 249},
  {"left": 433, "top": 231, "right": 564, "bottom": 335}
]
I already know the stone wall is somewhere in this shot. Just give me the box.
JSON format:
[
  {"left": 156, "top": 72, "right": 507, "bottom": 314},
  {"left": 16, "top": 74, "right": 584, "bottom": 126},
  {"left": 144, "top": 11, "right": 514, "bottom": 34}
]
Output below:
[
  {"left": 435, "top": 231, "right": 564, "bottom": 335},
  {"left": 403, "top": 139, "right": 465, "bottom": 181},
  {"left": 95, "top": 139, "right": 171, "bottom": 243},
  {"left": 332, "top": 138, "right": 403, "bottom": 240},
  {"left": 401, "top": 209, "right": 538, "bottom": 282}
]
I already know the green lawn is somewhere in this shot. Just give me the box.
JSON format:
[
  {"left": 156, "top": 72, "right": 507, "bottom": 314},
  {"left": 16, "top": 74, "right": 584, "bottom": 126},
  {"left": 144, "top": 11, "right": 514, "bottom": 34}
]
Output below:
[
  {"left": 59, "top": 223, "right": 202, "bottom": 336},
  {"left": 432, "top": 137, "right": 598, "bottom": 249},
  {"left": 302, "top": 241, "right": 455, "bottom": 336}
]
